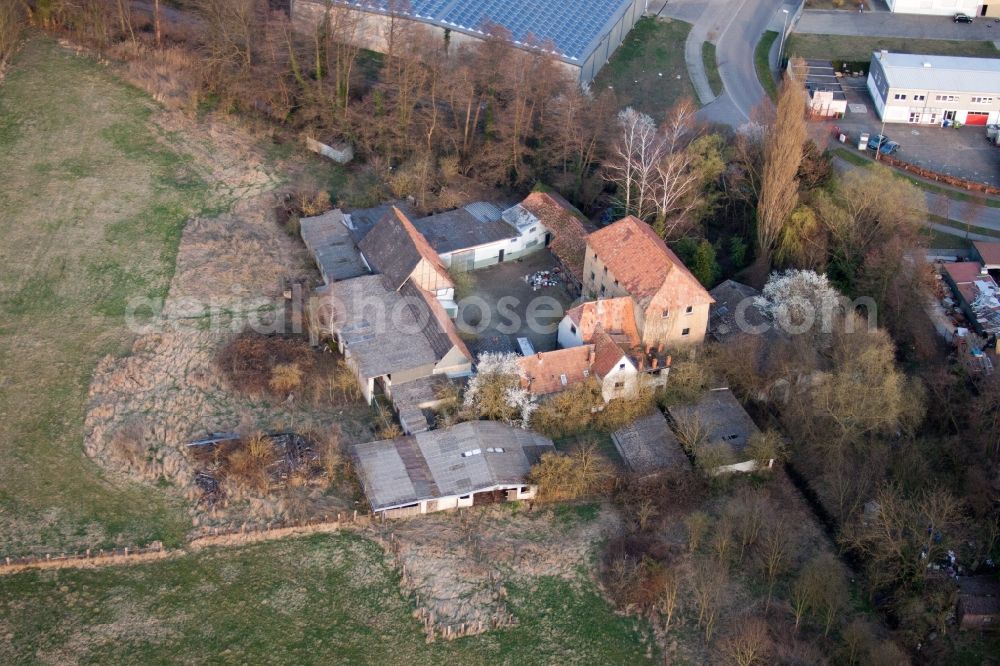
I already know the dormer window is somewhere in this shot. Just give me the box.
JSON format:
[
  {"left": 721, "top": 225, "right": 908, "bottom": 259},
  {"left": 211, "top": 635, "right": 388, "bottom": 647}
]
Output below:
[{"left": 685, "top": 305, "right": 693, "bottom": 314}]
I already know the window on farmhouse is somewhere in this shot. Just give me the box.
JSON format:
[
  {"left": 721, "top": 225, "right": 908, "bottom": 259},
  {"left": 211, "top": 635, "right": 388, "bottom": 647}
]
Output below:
[
  {"left": 685, "top": 305, "right": 693, "bottom": 314},
  {"left": 682, "top": 328, "right": 691, "bottom": 336},
  {"left": 614, "top": 381, "right": 625, "bottom": 389}
]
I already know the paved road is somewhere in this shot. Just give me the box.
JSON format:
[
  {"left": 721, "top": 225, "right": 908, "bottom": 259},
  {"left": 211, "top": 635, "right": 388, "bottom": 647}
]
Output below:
[
  {"left": 796, "top": 9, "right": 1000, "bottom": 39},
  {"left": 658, "top": 0, "right": 792, "bottom": 126}
]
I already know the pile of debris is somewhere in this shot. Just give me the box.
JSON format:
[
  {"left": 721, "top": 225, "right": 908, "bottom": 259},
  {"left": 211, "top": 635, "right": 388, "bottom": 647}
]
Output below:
[
  {"left": 526, "top": 269, "right": 562, "bottom": 290},
  {"left": 187, "top": 431, "right": 323, "bottom": 506}
]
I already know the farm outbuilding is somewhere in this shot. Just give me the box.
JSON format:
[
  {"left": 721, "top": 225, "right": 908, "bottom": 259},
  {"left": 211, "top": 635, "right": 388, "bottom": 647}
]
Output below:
[
  {"left": 353, "top": 421, "right": 554, "bottom": 518},
  {"left": 290, "top": 0, "right": 646, "bottom": 84}
]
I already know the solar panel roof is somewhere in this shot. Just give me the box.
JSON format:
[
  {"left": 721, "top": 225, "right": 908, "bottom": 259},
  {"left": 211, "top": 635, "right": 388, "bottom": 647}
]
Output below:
[{"left": 338, "top": 0, "right": 634, "bottom": 62}]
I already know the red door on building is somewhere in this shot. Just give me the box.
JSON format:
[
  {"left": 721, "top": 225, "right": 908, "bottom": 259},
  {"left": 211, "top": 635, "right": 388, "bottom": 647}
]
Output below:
[{"left": 966, "top": 112, "right": 990, "bottom": 126}]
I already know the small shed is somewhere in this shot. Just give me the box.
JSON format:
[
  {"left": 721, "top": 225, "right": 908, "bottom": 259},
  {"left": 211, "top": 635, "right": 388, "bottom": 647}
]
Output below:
[
  {"left": 299, "top": 209, "right": 369, "bottom": 284},
  {"left": 958, "top": 576, "right": 1000, "bottom": 631},
  {"left": 612, "top": 410, "right": 691, "bottom": 476},
  {"left": 667, "top": 388, "right": 770, "bottom": 474}
]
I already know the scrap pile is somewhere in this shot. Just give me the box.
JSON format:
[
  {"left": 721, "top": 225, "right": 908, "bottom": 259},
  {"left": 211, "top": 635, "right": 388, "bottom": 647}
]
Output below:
[
  {"left": 526, "top": 268, "right": 562, "bottom": 290},
  {"left": 971, "top": 279, "right": 1000, "bottom": 337},
  {"left": 187, "top": 431, "right": 323, "bottom": 504}
]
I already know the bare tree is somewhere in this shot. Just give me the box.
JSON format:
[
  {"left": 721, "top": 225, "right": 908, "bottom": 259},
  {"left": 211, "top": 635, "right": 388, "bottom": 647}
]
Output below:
[
  {"left": 756, "top": 519, "right": 793, "bottom": 611},
  {"left": 717, "top": 616, "right": 772, "bottom": 666},
  {"left": 657, "top": 564, "right": 681, "bottom": 630},
  {"left": 691, "top": 557, "right": 729, "bottom": 640},
  {"left": 755, "top": 79, "right": 807, "bottom": 269},
  {"left": 606, "top": 107, "right": 662, "bottom": 219}
]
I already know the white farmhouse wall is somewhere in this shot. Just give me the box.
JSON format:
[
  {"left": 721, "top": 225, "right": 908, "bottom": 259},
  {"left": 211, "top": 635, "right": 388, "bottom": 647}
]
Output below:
[
  {"left": 557, "top": 316, "right": 585, "bottom": 349},
  {"left": 600, "top": 358, "right": 638, "bottom": 402}
]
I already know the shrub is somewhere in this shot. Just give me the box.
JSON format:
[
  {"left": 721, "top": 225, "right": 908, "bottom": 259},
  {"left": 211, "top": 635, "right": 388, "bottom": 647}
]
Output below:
[
  {"left": 528, "top": 441, "right": 615, "bottom": 502},
  {"left": 269, "top": 362, "right": 303, "bottom": 396}
]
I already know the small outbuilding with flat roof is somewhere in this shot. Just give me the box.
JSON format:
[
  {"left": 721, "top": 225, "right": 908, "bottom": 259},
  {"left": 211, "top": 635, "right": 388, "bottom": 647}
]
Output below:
[
  {"left": 788, "top": 59, "right": 847, "bottom": 119},
  {"left": 667, "top": 388, "right": 771, "bottom": 474},
  {"left": 612, "top": 410, "right": 691, "bottom": 476}
]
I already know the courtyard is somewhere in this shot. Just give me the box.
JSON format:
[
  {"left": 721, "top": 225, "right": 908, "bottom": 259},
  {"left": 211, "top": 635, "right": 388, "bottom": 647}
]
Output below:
[{"left": 456, "top": 250, "right": 577, "bottom": 358}]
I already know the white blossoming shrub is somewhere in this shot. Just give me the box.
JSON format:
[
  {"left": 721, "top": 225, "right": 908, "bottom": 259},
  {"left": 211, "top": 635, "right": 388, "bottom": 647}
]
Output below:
[
  {"left": 463, "top": 352, "right": 536, "bottom": 427},
  {"left": 754, "top": 269, "right": 844, "bottom": 337}
]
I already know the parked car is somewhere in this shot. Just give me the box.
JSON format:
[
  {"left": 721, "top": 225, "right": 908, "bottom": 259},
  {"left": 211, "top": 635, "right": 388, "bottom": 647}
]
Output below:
[
  {"left": 867, "top": 134, "right": 899, "bottom": 155},
  {"left": 868, "top": 133, "right": 891, "bottom": 150},
  {"left": 879, "top": 140, "right": 900, "bottom": 155},
  {"left": 954, "top": 13, "right": 974, "bottom": 23}
]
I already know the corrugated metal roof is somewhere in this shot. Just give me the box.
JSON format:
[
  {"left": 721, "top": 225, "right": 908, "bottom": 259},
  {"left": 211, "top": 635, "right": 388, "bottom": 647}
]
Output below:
[
  {"left": 353, "top": 422, "right": 555, "bottom": 511},
  {"left": 874, "top": 51, "right": 1000, "bottom": 93}
]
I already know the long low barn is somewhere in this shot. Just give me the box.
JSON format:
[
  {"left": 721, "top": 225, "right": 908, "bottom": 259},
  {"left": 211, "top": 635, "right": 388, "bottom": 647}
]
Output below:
[
  {"left": 353, "top": 421, "right": 554, "bottom": 518},
  {"left": 290, "top": 0, "right": 645, "bottom": 84}
]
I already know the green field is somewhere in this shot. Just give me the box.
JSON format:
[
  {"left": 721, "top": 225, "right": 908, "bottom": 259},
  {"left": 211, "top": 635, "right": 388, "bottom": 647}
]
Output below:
[
  {"left": 594, "top": 17, "right": 696, "bottom": 120},
  {"left": 755, "top": 31, "right": 780, "bottom": 101},
  {"left": 0, "top": 533, "right": 655, "bottom": 664},
  {"left": 702, "top": 42, "right": 722, "bottom": 98},
  {"left": 0, "top": 39, "right": 212, "bottom": 556},
  {"left": 786, "top": 34, "right": 1000, "bottom": 62}
]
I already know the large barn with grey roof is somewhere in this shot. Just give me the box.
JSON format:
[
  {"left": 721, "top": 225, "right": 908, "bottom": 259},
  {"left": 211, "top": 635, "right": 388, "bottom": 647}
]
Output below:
[
  {"left": 353, "top": 421, "right": 554, "bottom": 517},
  {"left": 291, "top": 0, "right": 646, "bottom": 83}
]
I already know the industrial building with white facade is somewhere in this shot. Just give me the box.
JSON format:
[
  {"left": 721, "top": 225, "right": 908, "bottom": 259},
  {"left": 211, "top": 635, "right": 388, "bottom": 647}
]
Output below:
[
  {"left": 290, "top": 0, "right": 646, "bottom": 84},
  {"left": 867, "top": 50, "right": 1000, "bottom": 126},
  {"left": 883, "top": 0, "right": 985, "bottom": 16}
]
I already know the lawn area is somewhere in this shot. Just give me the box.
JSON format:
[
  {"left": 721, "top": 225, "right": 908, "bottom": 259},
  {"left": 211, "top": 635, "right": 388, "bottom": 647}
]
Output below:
[
  {"left": 786, "top": 34, "right": 1000, "bottom": 62},
  {"left": 0, "top": 38, "right": 214, "bottom": 556},
  {"left": 594, "top": 17, "right": 695, "bottom": 121},
  {"left": 755, "top": 31, "right": 780, "bottom": 101},
  {"left": 702, "top": 42, "right": 722, "bottom": 98},
  {"left": 0, "top": 533, "right": 655, "bottom": 664},
  {"left": 832, "top": 147, "right": 1000, "bottom": 208}
]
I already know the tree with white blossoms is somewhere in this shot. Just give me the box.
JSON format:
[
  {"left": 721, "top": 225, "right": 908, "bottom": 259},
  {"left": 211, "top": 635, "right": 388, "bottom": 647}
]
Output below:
[
  {"left": 463, "top": 352, "right": 537, "bottom": 427},
  {"left": 754, "top": 269, "right": 844, "bottom": 338}
]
